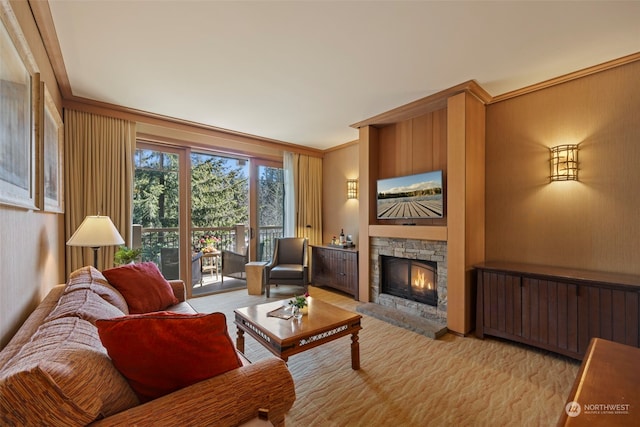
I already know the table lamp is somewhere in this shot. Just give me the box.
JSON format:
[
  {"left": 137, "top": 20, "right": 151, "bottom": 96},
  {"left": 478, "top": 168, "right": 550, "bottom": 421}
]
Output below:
[{"left": 67, "top": 215, "right": 125, "bottom": 268}]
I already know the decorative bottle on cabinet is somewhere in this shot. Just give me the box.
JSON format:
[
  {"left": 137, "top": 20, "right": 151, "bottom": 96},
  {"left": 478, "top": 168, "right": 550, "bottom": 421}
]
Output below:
[{"left": 339, "top": 229, "right": 345, "bottom": 244}]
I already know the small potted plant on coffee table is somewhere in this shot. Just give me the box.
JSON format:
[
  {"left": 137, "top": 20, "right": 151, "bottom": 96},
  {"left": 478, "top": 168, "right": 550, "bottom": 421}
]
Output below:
[{"left": 288, "top": 292, "right": 309, "bottom": 320}]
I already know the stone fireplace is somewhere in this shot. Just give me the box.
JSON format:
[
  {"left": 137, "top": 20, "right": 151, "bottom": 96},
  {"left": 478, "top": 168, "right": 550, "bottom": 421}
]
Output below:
[{"left": 370, "top": 237, "right": 447, "bottom": 324}]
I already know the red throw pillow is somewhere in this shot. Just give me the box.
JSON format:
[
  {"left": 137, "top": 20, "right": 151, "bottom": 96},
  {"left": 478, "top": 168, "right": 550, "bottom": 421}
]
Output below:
[
  {"left": 102, "top": 262, "right": 178, "bottom": 314},
  {"left": 96, "top": 312, "right": 242, "bottom": 402}
]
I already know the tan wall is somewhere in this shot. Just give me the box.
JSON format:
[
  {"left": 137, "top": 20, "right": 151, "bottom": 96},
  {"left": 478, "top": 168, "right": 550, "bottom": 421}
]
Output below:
[
  {"left": 322, "top": 142, "right": 359, "bottom": 246},
  {"left": 1, "top": 1, "right": 65, "bottom": 348},
  {"left": 485, "top": 59, "right": 640, "bottom": 275}
]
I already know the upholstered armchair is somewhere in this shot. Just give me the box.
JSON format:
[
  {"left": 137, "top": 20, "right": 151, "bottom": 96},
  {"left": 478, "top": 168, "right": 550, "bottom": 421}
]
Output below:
[
  {"left": 221, "top": 249, "right": 248, "bottom": 283},
  {"left": 264, "top": 237, "right": 308, "bottom": 297}
]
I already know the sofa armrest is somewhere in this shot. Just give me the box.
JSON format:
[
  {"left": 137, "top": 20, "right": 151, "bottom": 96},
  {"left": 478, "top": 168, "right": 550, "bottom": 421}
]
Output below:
[
  {"left": 90, "top": 357, "right": 296, "bottom": 427},
  {"left": 168, "top": 280, "right": 186, "bottom": 302}
]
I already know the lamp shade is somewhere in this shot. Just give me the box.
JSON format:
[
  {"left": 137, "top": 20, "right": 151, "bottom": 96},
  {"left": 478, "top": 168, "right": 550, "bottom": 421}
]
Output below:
[{"left": 67, "top": 215, "right": 125, "bottom": 248}]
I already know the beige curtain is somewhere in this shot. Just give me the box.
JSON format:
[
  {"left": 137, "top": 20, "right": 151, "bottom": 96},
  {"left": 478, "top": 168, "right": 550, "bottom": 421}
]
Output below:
[
  {"left": 294, "top": 154, "right": 322, "bottom": 245},
  {"left": 64, "top": 109, "right": 135, "bottom": 274}
]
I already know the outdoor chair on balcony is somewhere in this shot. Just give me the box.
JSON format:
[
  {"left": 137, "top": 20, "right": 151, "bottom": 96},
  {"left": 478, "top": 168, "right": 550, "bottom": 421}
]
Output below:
[
  {"left": 160, "top": 248, "right": 203, "bottom": 287},
  {"left": 264, "top": 237, "right": 308, "bottom": 298},
  {"left": 191, "top": 251, "right": 203, "bottom": 286},
  {"left": 221, "top": 248, "right": 248, "bottom": 283}
]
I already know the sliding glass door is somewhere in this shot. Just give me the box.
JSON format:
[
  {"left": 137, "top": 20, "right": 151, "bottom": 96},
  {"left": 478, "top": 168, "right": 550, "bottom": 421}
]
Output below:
[
  {"left": 133, "top": 144, "right": 185, "bottom": 280},
  {"left": 253, "top": 160, "right": 284, "bottom": 262},
  {"left": 190, "top": 152, "right": 249, "bottom": 290},
  {"left": 133, "top": 141, "right": 283, "bottom": 297}
]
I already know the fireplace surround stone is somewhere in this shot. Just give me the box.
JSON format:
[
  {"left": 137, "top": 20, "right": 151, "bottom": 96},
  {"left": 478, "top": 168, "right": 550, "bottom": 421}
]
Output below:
[{"left": 370, "top": 237, "right": 447, "bottom": 324}]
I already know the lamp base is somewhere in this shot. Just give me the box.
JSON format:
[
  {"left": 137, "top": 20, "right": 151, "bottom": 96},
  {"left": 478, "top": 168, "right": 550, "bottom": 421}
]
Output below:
[{"left": 91, "top": 247, "right": 99, "bottom": 269}]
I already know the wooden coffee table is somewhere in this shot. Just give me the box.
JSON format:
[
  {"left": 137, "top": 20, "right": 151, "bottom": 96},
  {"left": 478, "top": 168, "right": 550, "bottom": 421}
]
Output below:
[{"left": 234, "top": 297, "right": 362, "bottom": 369}]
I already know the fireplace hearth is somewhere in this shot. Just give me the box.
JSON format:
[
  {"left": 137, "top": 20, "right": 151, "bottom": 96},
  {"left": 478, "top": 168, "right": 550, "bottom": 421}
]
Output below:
[{"left": 380, "top": 255, "right": 437, "bottom": 306}]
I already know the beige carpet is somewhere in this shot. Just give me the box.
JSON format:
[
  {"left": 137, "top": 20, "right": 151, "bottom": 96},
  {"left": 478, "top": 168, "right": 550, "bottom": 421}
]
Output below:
[{"left": 189, "top": 285, "right": 580, "bottom": 427}]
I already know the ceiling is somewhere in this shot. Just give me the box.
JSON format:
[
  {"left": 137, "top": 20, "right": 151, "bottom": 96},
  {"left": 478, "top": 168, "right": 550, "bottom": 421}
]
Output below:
[{"left": 46, "top": 1, "right": 640, "bottom": 150}]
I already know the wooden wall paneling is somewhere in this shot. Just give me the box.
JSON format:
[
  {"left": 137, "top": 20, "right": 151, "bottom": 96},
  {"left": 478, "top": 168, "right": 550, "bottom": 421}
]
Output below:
[
  {"left": 411, "top": 113, "right": 433, "bottom": 172},
  {"left": 358, "top": 125, "right": 378, "bottom": 302},
  {"left": 378, "top": 120, "right": 412, "bottom": 177},
  {"left": 464, "top": 94, "right": 485, "bottom": 333},
  {"left": 433, "top": 108, "right": 448, "bottom": 171},
  {"left": 358, "top": 84, "right": 486, "bottom": 332},
  {"left": 377, "top": 125, "right": 397, "bottom": 179},
  {"left": 396, "top": 119, "right": 413, "bottom": 175},
  {"left": 446, "top": 93, "right": 466, "bottom": 334},
  {"left": 446, "top": 91, "right": 486, "bottom": 335}
]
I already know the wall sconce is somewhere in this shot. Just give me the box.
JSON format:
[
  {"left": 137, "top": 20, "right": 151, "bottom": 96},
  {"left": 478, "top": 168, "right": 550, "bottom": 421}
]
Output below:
[
  {"left": 550, "top": 144, "right": 578, "bottom": 181},
  {"left": 347, "top": 179, "right": 358, "bottom": 199}
]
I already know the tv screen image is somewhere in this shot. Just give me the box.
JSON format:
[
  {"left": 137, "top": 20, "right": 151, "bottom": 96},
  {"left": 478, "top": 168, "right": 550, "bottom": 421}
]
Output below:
[{"left": 377, "top": 170, "right": 443, "bottom": 219}]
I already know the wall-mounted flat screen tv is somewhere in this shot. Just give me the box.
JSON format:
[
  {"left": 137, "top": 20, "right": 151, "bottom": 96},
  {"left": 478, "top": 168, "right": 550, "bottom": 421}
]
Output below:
[{"left": 377, "top": 170, "right": 443, "bottom": 219}]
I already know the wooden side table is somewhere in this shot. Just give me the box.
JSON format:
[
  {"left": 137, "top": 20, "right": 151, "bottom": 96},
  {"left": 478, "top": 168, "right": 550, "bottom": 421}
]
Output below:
[
  {"left": 201, "top": 250, "right": 220, "bottom": 281},
  {"left": 245, "top": 261, "right": 267, "bottom": 295}
]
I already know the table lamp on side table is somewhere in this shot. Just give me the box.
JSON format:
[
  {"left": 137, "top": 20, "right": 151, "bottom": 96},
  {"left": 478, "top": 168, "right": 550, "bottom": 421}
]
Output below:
[{"left": 67, "top": 215, "right": 125, "bottom": 269}]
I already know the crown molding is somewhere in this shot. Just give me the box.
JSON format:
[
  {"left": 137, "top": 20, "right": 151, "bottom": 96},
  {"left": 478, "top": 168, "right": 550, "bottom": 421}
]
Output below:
[
  {"left": 350, "top": 80, "right": 492, "bottom": 129},
  {"left": 491, "top": 51, "right": 640, "bottom": 103}
]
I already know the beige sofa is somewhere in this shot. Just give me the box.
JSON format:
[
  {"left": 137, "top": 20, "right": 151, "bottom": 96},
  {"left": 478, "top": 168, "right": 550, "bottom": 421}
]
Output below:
[{"left": 0, "top": 266, "right": 296, "bottom": 426}]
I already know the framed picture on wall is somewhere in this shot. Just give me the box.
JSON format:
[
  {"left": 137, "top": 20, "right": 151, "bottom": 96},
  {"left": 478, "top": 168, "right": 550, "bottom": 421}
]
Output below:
[
  {"left": 0, "top": 2, "right": 38, "bottom": 210},
  {"left": 41, "top": 82, "right": 64, "bottom": 213}
]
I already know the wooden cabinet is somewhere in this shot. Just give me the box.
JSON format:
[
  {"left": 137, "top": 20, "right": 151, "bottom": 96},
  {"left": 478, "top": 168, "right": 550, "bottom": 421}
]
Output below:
[
  {"left": 476, "top": 262, "right": 640, "bottom": 360},
  {"left": 311, "top": 245, "right": 358, "bottom": 299}
]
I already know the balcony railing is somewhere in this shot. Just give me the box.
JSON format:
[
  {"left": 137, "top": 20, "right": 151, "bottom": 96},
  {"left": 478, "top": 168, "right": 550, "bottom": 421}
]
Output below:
[
  {"left": 257, "top": 226, "right": 283, "bottom": 261},
  {"left": 134, "top": 225, "right": 283, "bottom": 266}
]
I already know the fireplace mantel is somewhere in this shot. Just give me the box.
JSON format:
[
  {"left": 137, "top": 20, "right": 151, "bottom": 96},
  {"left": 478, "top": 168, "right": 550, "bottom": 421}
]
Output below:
[{"left": 369, "top": 225, "right": 447, "bottom": 241}]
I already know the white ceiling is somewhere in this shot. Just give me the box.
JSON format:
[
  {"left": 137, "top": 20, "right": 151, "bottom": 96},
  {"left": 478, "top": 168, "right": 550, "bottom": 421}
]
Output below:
[{"left": 47, "top": 1, "right": 640, "bottom": 150}]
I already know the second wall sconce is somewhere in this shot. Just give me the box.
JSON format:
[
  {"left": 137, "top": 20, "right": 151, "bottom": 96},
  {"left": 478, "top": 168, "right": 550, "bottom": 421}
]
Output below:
[
  {"left": 550, "top": 144, "right": 578, "bottom": 181},
  {"left": 347, "top": 179, "right": 358, "bottom": 199}
]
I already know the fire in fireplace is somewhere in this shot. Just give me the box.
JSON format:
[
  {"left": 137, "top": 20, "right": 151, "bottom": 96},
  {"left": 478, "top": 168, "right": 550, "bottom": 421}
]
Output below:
[{"left": 380, "top": 255, "right": 437, "bottom": 306}]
